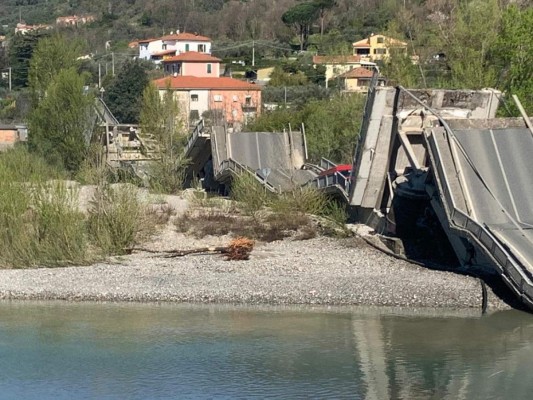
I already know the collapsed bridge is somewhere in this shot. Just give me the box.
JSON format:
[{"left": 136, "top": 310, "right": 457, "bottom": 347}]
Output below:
[
  {"left": 181, "top": 82, "right": 533, "bottom": 310},
  {"left": 349, "top": 84, "right": 533, "bottom": 309}
]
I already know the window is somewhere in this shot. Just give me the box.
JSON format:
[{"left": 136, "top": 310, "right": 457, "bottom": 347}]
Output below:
[
  {"left": 207, "top": 63, "right": 212, "bottom": 74},
  {"left": 162, "top": 43, "right": 167, "bottom": 50},
  {"left": 185, "top": 44, "right": 190, "bottom": 51},
  {"left": 374, "top": 48, "right": 386, "bottom": 55},
  {"left": 198, "top": 44, "right": 206, "bottom": 52},
  {"left": 214, "top": 95, "right": 223, "bottom": 102},
  {"left": 232, "top": 95, "right": 238, "bottom": 102},
  {"left": 190, "top": 110, "right": 200, "bottom": 121},
  {"left": 377, "top": 36, "right": 384, "bottom": 44},
  {"left": 191, "top": 94, "right": 199, "bottom": 102},
  {"left": 245, "top": 96, "right": 252, "bottom": 106}
]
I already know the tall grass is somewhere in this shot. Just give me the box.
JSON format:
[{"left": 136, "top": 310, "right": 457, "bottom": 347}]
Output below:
[
  {"left": 0, "top": 179, "right": 88, "bottom": 268},
  {"left": 0, "top": 147, "right": 155, "bottom": 267},
  {"left": 87, "top": 184, "right": 151, "bottom": 255},
  {"left": 230, "top": 172, "right": 272, "bottom": 217}
]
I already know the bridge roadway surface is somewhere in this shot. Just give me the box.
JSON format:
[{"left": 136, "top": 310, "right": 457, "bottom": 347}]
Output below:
[{"left": 453, "top": 127, "right": 533, "bottom": 273}]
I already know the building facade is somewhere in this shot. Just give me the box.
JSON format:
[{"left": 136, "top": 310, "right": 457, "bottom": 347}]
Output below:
[
  {"left": 152, "top": 76, "right": 261, "bottom": 128},
  {"left": 139, "top": 32, "right": 211, "bottom": 63},
  {"left": 352, "top": 34, "right": 408, "bottom": 62}
]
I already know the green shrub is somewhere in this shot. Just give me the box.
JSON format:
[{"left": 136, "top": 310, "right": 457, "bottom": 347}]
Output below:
[
  {"left": 230, "top": 172, "right": 272, "bottom": 218},
  {"left": 271, "top": 186, "right": 328, "bottom": 216},
  {"left": 87, "top": 184, "right": 151, "bottom": 255},
  {"left": 0, "top": 181, "right": 88, "bottom": 268}
]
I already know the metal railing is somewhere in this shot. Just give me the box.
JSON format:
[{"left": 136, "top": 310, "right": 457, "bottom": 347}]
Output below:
[
  {"left": 95, "top": 98, "right": 119, "bottom": 125},
  {"left": 214, "top": 158, "right": 279, "bottom": 193},
  {"left": 184, "top": 119, "right": 206, "bottom": 157},
  {"left": 405, "top": 83, "right": 533, "bottom": 308}
]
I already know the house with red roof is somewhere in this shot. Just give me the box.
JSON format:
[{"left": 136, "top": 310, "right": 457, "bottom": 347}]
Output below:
[
  {"left": 312, "top": 55, "right": 377, "bottom": 88},
  {"left": 352, "top": 34, "right": 408, "bottom": 62},
  {"left": 152, "top": 76, "right": 261, "bottom": 128},
  {"left": 162, "top": 52, "right": 221, "bottom": 77},
  {"left": 337, "top": 67, "right": 385, "bottom": 92},
  {"left": 138, "top": 31, "right": 212, "bottom": 64}
]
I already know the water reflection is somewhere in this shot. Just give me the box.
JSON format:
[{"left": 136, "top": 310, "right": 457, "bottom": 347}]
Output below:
[{"left": 0, "top": 302, "right": 531, "bottom": 399}]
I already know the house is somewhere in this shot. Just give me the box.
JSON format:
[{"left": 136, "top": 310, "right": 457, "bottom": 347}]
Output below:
[
  {"left": 337, "top": 68, "right": 385, "bottom": 92},
  {"left": 56, "top": 15, "right": 95, "bottom": 27},
  {"left": 152, "top": 76, "right": 261, "bottom": 128},
  {"left": 0, "top": 124, "right": 28, "bottom": 151},
  {"left": 138, "top": 31, "right": 212, "bottom": 64},
  {"left": 162, "top": 52, "right": 221, "bottom": 77},
  {"left": 256, "top": 67, "right": 275, "bottom": 84},
  {"left": 312, "top": 55, "right": 377, "bottom": 88},
  {"left": 352, "top": 34, "right": 408, "bottom": 62},
  {"left": 15, "top": 22, "right": 53, "bottom": 35},
  {"left": 138, "top": 38, "right": 163, "bottom": 61}
]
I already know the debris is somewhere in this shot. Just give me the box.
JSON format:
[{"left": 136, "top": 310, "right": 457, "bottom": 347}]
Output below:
[{"left": 130, "top": 237, "right": 255, "bottom": 261}]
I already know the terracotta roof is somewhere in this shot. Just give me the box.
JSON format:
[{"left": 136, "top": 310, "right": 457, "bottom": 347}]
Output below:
[
  {"left": 151, "top": 49, "right": 177, "bottom": 57},
  {"left": 152, "top": 76, "right": 260, "bottom": 90},
  {"left": 162, "top": 51, "right": 221, "bottom": 63},
  {"left": 352, "top": 38, "right": 370, "bottom": 48},
  {"left": 138, "top": 38, "right": 159, "bottom": 43},
  {"left": 352, "top": 35, "right": 408, "bottom": 47},
  {"left": 160, "top": 32, "right": 211, "bottom": 42},
  {"left": 313, "top": 55, "right": 361, "bottom": 64},
  {"left": 338, "top": 67, "right": 374, "bottom": 79}
]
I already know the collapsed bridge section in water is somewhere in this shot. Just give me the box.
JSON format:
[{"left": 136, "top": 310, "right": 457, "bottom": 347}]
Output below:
[{"left": 349, "top": 85, "right": 533, "bottom": 309}]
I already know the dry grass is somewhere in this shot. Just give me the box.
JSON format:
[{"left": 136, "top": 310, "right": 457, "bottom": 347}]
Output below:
[{"left": 174, "top": 208, "right": 317, "bottom": 242}]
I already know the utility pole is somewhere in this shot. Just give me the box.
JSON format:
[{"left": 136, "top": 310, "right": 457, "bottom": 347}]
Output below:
[
  {"left": 252, "top": 40, "right": 255, "bottom": 67},
  {"left": 8, "top": 67, "right": 11, "bottom": 91},
  {"left": 111, "top": 52, "right": 115, "bottom": 76},
  {"left": 98, "top": 63, "right": 101, "bottom": 88}
]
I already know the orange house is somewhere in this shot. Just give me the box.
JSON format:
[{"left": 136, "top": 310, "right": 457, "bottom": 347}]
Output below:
[{"left": 152, "top": 76, "right": 261, "bottom": 129}]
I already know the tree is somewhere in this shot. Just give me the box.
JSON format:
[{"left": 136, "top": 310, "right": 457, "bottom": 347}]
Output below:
[
  {"left": 28, "top": 34, "right": 84, "bottom": 104},
  {"left": 28, "top": 68, "right": 94, "bottom": 172},
  {"left": 282, "top": 2, "right": 320, "bottom": 51},
  {"left": 139, "top": 83, "right": 188, "bottom": 193},
  {"left": 104, "top": 59, "right": 150, "bottom": 124},
  {"left": 313, "top": 0, "right": 336, "bottom": 36},
  {"left": 492, "top": 5, "right": 533, "bottom": 115},
  {"left": 433, "top": 0, "right": 500, "bottom": 89},
  {"left": 8, "top": 31, "right": 49, "bottom": 89},
  {"left": 300, "top": 93, "right": 365, "bottom": 163}
]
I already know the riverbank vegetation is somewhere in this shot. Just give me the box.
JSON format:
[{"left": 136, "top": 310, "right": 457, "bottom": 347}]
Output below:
[{"left": 0, "top": 148, "right": 154, "bottom": 268}]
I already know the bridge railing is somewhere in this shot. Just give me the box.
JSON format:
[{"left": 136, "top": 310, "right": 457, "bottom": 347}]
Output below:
[
  {"left": 419, "top": 90, "right": 533, "bottom": 308},
  {"left": 184, "top": 119, "right": 206, "bottom": 157},
  {"left": 215, "top": 158, "right": 279, "bottom": 193}
]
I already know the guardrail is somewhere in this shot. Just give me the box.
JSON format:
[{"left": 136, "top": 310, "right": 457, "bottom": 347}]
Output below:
[
  {"left": 95, "top": 98, "right": 119, "bottom": 125},
  {"left": 406, "top": 84, "right": 533, "bottom": 309},
  {"left": 184, "top": 119, "right": 206, "bottom": 157},
  {"left": 214, "top": 158, "right": 279, "bottom": 193}
]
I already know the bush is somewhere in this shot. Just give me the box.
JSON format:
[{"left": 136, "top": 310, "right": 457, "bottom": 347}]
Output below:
[
  {"left": 0, "top": 181, "right": 88, "bottom": 268},
  {"left": 230, "top": 172, "right": 272, "bottom": 218},
  {"left": 87, "top": 184, "right": 152, "bottom": 255}
]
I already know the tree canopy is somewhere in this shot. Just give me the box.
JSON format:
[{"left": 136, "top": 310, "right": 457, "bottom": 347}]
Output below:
[{"left": 103, "top": 59, "right": 150, "bottom": 124}]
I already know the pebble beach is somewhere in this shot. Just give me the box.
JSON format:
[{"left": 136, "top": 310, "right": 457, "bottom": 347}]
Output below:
[{"left": 0, "top": 233, "right": 509, "bottom": 311}]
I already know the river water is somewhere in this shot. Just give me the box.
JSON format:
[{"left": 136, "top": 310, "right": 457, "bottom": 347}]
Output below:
[{"left": 0, "top": 301, "right": 532, "bottom": 399}]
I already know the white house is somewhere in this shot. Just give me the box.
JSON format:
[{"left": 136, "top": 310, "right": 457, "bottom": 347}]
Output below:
[
  {"left": 138, "top": 38, "right": 163, "bottom": 61},
  {"left": 138, "top": 31, "right": 212, "bottom": 64}
]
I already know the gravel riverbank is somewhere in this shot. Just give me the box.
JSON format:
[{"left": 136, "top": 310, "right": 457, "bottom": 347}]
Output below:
[{"left": 0, "top": 234, "right": 510, "bottom": 311}]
